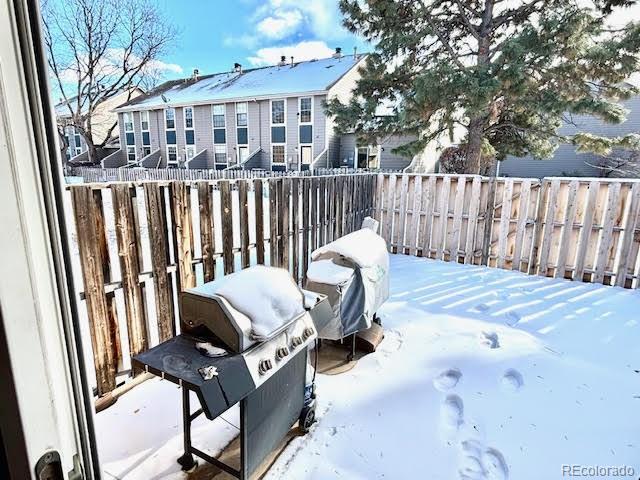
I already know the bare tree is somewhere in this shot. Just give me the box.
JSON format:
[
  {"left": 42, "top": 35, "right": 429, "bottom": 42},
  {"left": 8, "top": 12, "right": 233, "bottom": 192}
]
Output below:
[{"left": 42, "top": 0, "right": 176, "bottom": 164}]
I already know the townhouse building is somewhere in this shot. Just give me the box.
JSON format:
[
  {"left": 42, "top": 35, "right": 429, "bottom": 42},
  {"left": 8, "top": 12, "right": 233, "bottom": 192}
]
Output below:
[{"left": 112, "top": 52, "right": 414, "bottom": 171}]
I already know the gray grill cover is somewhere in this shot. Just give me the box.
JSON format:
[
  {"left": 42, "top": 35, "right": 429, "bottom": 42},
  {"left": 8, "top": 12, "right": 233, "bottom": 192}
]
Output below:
[{"left": 305, "top": 229, "right": 389, "bottom": 340}]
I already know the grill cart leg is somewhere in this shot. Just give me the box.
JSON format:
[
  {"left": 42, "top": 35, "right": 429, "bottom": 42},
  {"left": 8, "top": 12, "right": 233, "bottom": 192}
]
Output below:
[
  {"left": 346, "top": 333, "right": 356, "bottom": 362},
  {"left": 177, "top": 387, "right": 198, "bottom": 472}
]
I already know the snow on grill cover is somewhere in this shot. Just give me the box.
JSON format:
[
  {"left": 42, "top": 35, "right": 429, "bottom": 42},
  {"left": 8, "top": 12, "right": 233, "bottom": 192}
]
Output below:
[
  {"left": 307, "top": 228, "right": 389, "bottom": 339},
  {"left": 212, "top": 265, "right": 305, "bottom": 338}
]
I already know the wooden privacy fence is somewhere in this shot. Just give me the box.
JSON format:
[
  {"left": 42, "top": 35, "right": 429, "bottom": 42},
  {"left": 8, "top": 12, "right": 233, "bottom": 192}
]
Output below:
[
  {"left": 67, "top": 166, "right": 395, "bottom": 183},
  {"left": 70, "top": 174, "right": 377, "bottom": 396},
  {"left": 378, "top": 174, "right": 640, "bottom": 288}
]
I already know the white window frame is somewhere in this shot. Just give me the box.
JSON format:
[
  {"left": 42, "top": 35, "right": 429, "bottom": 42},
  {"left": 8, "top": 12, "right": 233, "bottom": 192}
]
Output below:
[
  {"left": 167, "top": 145, "right": 178, "bottom": 166},
  {"left": 126, "top": 145, "right": 137, "bottom": 164},
  {"left": 164, "top": 107, "right": 176, "bottom": 131},
  {"left": 123, "top": 112, "right": 134, "bottom": 132},
  {"left": 237, "top": 146, "right": 249, "bottom": 164},
  {"left": 74, "top": 147, "right": 82, "bottom": 156},
  {"left": 212, "top": 104, "right": 226, "bottom": 129},
  {"left": 214, "top": 144, "right": 227, "bottom": 166},
  {"left": 271, "top": 144, "right": 286, "bottom": 166},
  {"left": 140, "top": 110, "right": 150, "bottom": 132},
  {"left": 299, "top": 97, "right": 313, "bottom": 125},
  {"left": 270, "top": 99, "right": 286, "bottom": 126},
  {"left": 298, "top": 97, "right": 313, "bottom": 169},
  {"left": 271, "top": 99, "right": 286, "bottom": 168},
  {"left": 235, "top": 101, "right": 248, "bottom": 128},
  {"left": 185, "top": 145, "right": 196, "bottom": 161},
  {"left": 142, "top": 146, "right": 151, "bottom": 157},
  {"left": 184, "top": 106, "right": 194, "bottom": 130}
]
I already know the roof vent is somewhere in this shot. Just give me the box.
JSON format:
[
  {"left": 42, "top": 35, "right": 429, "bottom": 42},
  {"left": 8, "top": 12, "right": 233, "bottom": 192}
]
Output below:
[
  {"left": 333, "top": 47, "right": 342, "bottom": 59},
  {"left": 234, "top": 62, "right": 243, "bottom": 73},
  {"left": 278, "top": 55, "right": 287, "bottom": 67},
  {"left": 290, "top": 56, "right": 294, "bottom": 67},
  {"left": 192, "top": 68, "right": 199, "bottom": 81}
]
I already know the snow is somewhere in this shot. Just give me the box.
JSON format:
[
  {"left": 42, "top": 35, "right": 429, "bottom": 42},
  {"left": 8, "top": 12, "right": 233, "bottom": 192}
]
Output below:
[
  {"left": 311, "top": 228, "right": 388, "bottom": 269},
  {"left": 211, "top": 265, "right": 305, "bottom": 338},
  {"left": 118, "top": 55, "right": 360, "bottom": 111},
  {"left": 306, "top": 258, "right": 354, "bottom": 285},
  {"left": 97, "top": 254, "right": 640, "bottom": 479}
]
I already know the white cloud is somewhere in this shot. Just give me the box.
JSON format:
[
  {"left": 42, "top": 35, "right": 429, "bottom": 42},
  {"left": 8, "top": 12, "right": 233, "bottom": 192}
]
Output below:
[
  {"left": 256, "top": 8, "right": 304, "bottom": 39},
  {"left": 248, "top": 40, "right": 335, "bottom": 66}
]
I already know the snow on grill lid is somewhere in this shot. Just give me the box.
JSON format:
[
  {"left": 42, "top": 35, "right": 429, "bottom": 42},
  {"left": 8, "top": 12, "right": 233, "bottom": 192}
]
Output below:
[{"left": 211, "top": 266, "right": 305, "bottom": 338}]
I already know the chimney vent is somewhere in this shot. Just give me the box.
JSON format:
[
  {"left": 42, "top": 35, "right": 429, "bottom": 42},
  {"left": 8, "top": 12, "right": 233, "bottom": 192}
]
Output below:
[
  {"left": 290, "top": 56, "right": 294, "bottom": 66},
  {"left": 234, "top": 62, "right": 242, "bottom": 73},
  {"left": 333, "top": 47, "right": 342, "bottom": 59},
  {"left": 353, "top": 46, "right": 358, "bottom": 59},
  {"left": 192, "top": 68, "right": 199, "bottom": 81},
  {"left": 278, "top": 55, "right": 287, "bottom": 66}
]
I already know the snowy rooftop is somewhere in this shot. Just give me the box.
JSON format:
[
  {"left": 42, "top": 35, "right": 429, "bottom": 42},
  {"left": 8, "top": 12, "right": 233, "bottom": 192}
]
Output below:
[
  {"left": 116, "top": 55, "right": 362, "bottom": 112},
  {"left": 96, "top": 254, "right": 640, "bottom": 479}
]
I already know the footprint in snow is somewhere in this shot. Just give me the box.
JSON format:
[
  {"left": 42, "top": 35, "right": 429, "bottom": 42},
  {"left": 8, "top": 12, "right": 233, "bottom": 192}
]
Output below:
[
  {"left": 434, "top": 368, "right": 462, "bottom": 392},
  {"left": 501, "top": 369, "right": 524, "bottom": 393},
  {"left": 379, "top": 329, "right": 403, "bottom": 356},
  {"left": 481, "top": 331, "right": 500, "bottom": 349},
  {"left": 442, "top": 394, "right": 464, "bottom": 429},
  {"left": 504, "top": 311, "right": 521, "bottom": 326},
  {"left": 473, "top": 303, "right": 491, "bottom": 313},
  {"left": 459, "top": 440, "right": 509, "bottom": 480}
]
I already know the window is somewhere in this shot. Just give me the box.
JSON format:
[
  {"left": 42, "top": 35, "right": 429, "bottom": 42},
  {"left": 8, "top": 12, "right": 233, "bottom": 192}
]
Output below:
[
  {"left": 238, "top": 146, "right": 248, "bottom": 164},
  {"left": 126, "top": 145, "right": 136, "bottom": 164},
  {"left": 141, "top": 111, "right": 149, "bottom": 131},
  {"left": 213, "top": 105, "right": 225, "bottom": 128},
  {"left": 142, "top": 146, "right": 151, "bottom": 157},
  {"left": 272, "top": 145, "right": 285, "bottom": 164},
  {"left": 184, "top": 106, "right": 194, "bottom": 129},
  {"left": 165, "top": 108, "right": 175, "bottom": 130},
  {"left": 236, "top": 102, "right": 247, "bottom": 127},
  {"left": 185, "top": 145, "right": 196, "bottom": 160},
  {"left": 74, "top": 133, "right": 81, "bottom": 148},
  {"left": 299, "top": 97, "right": 312, "bottom": 124},
  {"left": 213, "top": 104, "right": 226, "bottom": 144},
  {"left": 301, "top": 145, "right": 312, "bottom": 165},
  {"left": 74, "top": 147, "right": 82, "bottom": 156},
  {"left": 167, "top": 145, "right": 178, "bottom": 164},
  {"left": 123, "top": 112, "right": 134, "bottom": 132},
  {"left": 214, "top": 145, "right": 227, "bottom": 165},
  {"left": 271, "top": 99, "right": 284, "bottom": 124}
]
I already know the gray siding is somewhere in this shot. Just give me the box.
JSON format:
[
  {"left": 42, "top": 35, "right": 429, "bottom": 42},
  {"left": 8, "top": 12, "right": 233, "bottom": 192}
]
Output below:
[
  {"left": 339, "top": 134, "right": 356, "bottom": 166},
  {"left": 286, "top": 97, "right": 298, "bottom": 167},
  {"left": 500, "top": 95, "right": 640, "bottom": 178},
  {"left": 175, "top": 107, "right": 185, "bottom": 163},
  {"left": 133, "top": 111, "right": 143, "bottom": 160},
  {"left": 313, "top": 95, "right": 326, "bottom": 155},
  {"left": 247, "top": 101, "right": 261, "bottom": 154},
  {"left": 379, "top": 135, "right": 413, "bottom": 170},
  {"left": 259, "top": 100, "right": 271, "bottom": 169},
  {"left": 194, "top": 104, "right": 212, "bottom": 155},
  {"left": 155, "top": 109, "right": 167, "bottom": 158},
  {"left": 226, "top": 103, "right": 237, "bottom": 164}
]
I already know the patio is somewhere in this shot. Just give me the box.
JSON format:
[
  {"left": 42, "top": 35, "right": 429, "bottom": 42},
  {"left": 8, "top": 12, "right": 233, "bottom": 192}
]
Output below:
[{"left": 97, "top": 254, "right": 640, "bottom": 479}]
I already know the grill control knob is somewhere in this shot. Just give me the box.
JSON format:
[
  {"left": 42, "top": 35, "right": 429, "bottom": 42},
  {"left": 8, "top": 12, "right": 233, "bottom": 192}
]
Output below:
[
  {"left": 276, "top": 347, "right": 290, "bottom": 360},
  {"left": 291, "top": 336, "right": 303, "bottom": 348},
  {"left": 259, "top": 359, "right": 273, "bottom": 375},
  {"left": 302, "top": 327, "right": 315, "bottom": 340}
]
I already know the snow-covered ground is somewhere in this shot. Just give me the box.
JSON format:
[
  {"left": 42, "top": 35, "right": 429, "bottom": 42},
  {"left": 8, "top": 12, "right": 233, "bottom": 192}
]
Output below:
[{"left": 97, "top": 254, "right": 640, "bottom": 480}]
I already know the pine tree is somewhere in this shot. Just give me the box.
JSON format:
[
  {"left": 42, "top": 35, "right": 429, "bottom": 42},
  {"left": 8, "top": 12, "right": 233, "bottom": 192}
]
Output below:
[{"left": 327, "top": 0, "right": 640, "bottom": 174}]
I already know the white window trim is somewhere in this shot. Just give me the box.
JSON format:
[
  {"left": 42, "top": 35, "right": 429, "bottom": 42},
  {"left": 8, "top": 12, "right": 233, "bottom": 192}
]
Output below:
[
  {"left": 214, "top": 144, "right": 228, "bottom": 166},
  {"left": 142, "top": 146, "right": 152, "bottom": 157},
  {"left": 212, "top": 104, "right": 226, "bottom": 129},
  {"left": 166, "top": 145, "right": 178, "bottom": 166},
  {"left": 123, "top": 112, "right": 134, "bottom": 133},
  {"left": 299, "top": 96, "right": 313, "bottom": 125},
  {"left": 164, "top": 107, "right": 176, "bottom": 131},
  {"left": 270, "top": 99, "right": 286, "bottom": 168},
  {"left": 184, "top": 106, "right": 194, "bottom": 130},
  {"left": 140, "top": 110, "right": 150, "bottom": 132},
  {"left": 271, "top": 143, "right": 286, "bottom": 168},
  {"left": 270, "top": 98, "right": 286, "bottom": 126},
  {"left": 298, "top": 97, "right": 313, "bottom": 169},
  {"left": 185, "top": 145, "right": 196, "bottom": 162},
  {"left": 126, "top": 145, "right": 137, "bottom": 164},
  {"left": 235, "top": 102, "right": 248, "bottom": 165}
]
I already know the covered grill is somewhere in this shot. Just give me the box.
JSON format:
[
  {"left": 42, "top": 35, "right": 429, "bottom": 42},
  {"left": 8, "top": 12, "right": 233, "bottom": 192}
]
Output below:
[
  {"left": 305, "top": 221, "right": 389, "bottom": 343},
  {"left": 133, "top": 266, "right": 332, "bottom": 479}
]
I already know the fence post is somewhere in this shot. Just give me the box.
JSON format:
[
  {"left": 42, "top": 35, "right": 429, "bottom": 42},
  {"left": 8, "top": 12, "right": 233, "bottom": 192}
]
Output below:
[{"left": 481, "top": 176, "right": 497, "bottom": 266}]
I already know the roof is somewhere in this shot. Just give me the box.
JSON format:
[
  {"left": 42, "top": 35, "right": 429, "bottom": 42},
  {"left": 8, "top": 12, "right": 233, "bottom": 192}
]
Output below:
[
  {"left": 55, "top": 87, "right": 143, "bottom": 118},
  {"left": 115, "top": 54, "right": 364, "bottom": 112}
]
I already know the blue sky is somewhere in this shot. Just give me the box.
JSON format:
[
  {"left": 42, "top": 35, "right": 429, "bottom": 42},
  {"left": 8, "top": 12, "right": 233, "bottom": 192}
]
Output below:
[{"left": 155, "top": 0, "right": 368, "bottom": 79}]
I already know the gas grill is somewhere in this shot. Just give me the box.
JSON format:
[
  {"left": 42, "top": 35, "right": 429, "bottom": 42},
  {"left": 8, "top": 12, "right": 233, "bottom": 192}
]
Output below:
[{"left": 133, "top": 266, "right": 332, "bottom": 480}]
